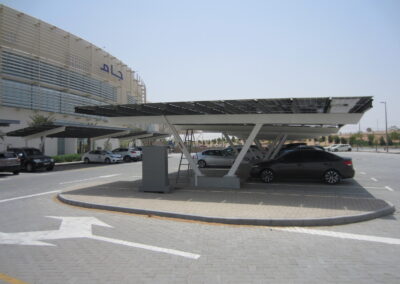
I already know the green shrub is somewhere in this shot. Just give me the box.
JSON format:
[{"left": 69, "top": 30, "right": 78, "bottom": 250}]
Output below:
[{"left": 52, "top": 153, "right": 82, "bottom": 163}]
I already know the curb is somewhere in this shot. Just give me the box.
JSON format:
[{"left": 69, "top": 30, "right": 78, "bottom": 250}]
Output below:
[
  {"left": 55, "top": 161, "right": 83, "bottom": 166},
  {"left": 57, "top": 194, "right": 396, "bottom": 227}
]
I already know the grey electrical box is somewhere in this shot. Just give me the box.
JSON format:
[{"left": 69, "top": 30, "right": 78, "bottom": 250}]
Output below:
[{"left": 139, "top": 146, "right": 171, "bottom": 193}]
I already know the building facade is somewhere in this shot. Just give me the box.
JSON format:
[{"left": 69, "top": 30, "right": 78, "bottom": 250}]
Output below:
[{"left": 0, "top": 5, "right": 146, "bottom": 154}]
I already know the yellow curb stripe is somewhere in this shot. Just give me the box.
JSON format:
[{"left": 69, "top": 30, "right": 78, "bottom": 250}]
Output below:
[{"left": 0, "top": 273, "right": 29, "bottom": 284}]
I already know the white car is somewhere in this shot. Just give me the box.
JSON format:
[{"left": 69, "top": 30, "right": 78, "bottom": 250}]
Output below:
[
  {"left": 329, "top": 144, "right": 352, "bottom": 152},
  {"left": 112, "top": 147, "right": 142, "bottom": 162},
  {"left": 82, "top": 150, "right": 123, "bottom": 164},
  {"left": 224, "top": 146, "right": 267, "bottom": 161}
]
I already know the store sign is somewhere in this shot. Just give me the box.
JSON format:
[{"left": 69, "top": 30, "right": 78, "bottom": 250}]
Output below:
[{"left": 100, "top": 64, "right": 123, "bottom": 80}]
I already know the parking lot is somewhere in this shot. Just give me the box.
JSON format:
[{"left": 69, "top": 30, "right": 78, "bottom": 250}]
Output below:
[{"left": 0, "top": 151, "right": 399, "bottom": 283}]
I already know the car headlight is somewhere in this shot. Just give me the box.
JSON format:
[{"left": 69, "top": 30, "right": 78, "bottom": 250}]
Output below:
[{"left": 33, "top": 159, "right": 42, "bottom": 163}]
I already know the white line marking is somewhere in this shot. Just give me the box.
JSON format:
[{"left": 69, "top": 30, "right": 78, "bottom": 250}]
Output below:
[
  {"left": 100, "top": 174, "right": 121, "bottom": 178},
  {"left": 370, "top": 177, "right": 378, "bottom": 182},
  {"left": 277, "top": 227, "right": 400, "bottom": 245},
  {"left": 0, "top": 216, "right": 200, "bottom": 259},
  {"left": 90, "top": 235, "right": 200, "bottom": 259},
  {"left": 385, "top": 186, "right": 394, "bottom": 192},
  {"left": 360, "top": 172, "right": 366, "bottom": 175},
  {"left": 0, "top": 190, "right": 61, "bottom": 204},
  {"left": 60, "top": 174, "right": 121, "bottom": 185}
]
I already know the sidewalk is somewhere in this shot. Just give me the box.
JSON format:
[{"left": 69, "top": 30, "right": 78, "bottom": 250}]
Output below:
[{"left": 58, "top": 177, "right": 395, "bottom": 227}]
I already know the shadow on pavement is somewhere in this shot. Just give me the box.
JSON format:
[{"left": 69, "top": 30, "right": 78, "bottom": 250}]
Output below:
[{"left": 62, "top": 170, "right": 390, "bottom": 213}]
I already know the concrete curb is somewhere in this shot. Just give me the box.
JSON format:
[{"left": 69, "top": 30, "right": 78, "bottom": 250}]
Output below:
[
  {"left": 57, "top": 193, "right": 396, "bottom": 227},
  {"left": 55, "top": 161, "right": 83, "bottom": 166}
]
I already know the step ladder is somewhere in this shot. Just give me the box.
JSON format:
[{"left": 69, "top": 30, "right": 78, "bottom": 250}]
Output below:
[{"left": 176, "top": 129, "right": 195, "bottom": 184}]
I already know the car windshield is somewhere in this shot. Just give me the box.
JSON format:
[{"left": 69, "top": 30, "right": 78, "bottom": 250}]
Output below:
[{"left": 105, "top": 151, "right": 113, "bottom": 155}]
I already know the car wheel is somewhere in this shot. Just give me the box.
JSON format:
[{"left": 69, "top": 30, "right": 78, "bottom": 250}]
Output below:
[
  {"left": 348, "top": 148, "right": 352, "bottom": 151},
  {"left": 26, "top": 163, "right": 35, "bottom": 172},
  {"left": 105, "top": 158, "right": 111, "bottom": 164},
  {"left": 123, "top": 156, "right": 131, "bottom": 162},
  {"left": 46, "top": 166, "right": 54, "bottom": 171},
  {"left": 324, "top": 169, "right": 341, "bottom": 184},
  {"left": 13, "top": 170, "right": 19, "bottom": 175},
  {"left": 334, "top": 149, "right": 338, "bottom": 152},
  {"left": 84, "top": 158, "right": 90, "bottom": 164},
  {"left": 198, "top": 160, "right": 207, "bottom": 168},
  {"left": 261, "top": 169, "right": 274, "bottom": 183}
]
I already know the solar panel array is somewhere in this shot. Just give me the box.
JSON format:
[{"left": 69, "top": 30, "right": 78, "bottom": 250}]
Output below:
[{"left": 75, "top": 97, "right": 373, "bottom": 117}]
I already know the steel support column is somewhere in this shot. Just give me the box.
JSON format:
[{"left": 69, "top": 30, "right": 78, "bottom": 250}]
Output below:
[
  {"left": 265, "top": 135, "right": 280, "bottom": 160},
  {"left": 270, "top": 134, "right": 287, "bottom": 160},
  {"left": 163, "top": 116, "right": 203, "bottom": 185},
  {"left": 225, "top": 123, "right": 263, "bottom": 177},
  {"left": 223, "top": 133, "right": 238, "bottom": 155}
]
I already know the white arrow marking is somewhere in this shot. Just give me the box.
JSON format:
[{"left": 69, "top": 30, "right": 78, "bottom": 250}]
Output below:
[{"left": 0, "top": 217, "right": 200, "bottom": 259}]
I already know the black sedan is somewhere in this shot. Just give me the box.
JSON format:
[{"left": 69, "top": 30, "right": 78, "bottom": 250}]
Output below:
[{"left": 250, "top": 149, "right": 355, "bottom": 184}]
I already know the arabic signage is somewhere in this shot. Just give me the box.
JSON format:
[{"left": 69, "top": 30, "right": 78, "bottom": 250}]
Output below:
[{"left": 100, "top": 64, "right": 123, "bottom": 80}]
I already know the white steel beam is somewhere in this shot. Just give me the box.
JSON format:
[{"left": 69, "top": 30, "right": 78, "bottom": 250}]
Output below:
[
  {"left": 163, "top": 116, "right": 203, "bottom": 184},
  {"left": 24, "top": 126, "right": 66, "bottom": 140},
  {"left": 92, "top": 130, "right": 131, "bottom": 141},
  {"left": 270, "top": 134, "right": 287, "bottom": 160},
  {"left": 265, "top": 135, "right": 280, "bottom": 160},
  {"left": 225, "top": 123, "right": 263, "bottom": 177},
  {"left": 223, "top": 133, "right": 238, "bottom": 155},
  {"left": 110, "top": 113, "right": 363, "bottom": 126}
]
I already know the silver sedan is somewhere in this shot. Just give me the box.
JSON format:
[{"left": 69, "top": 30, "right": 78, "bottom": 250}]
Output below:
[
  {"left": 82, "top": 150, "right": 123, "bottom": 164},
  {"left": 192, "top": 149, "right": 235, "bottom": 168}
]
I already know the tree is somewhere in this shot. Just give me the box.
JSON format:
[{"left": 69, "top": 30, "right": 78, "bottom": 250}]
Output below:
[
  {"left": 340, "top": 137, "right": 348, "bottom": 144},
  {"left": 231, "top": 136, "right": 236, "bottom": 143},
  {"left": 349, "top": 135, "right": 357, "bottom": 146},
  {"left": 389, "top": 131, "right": 400, "bottom": 141},
  {"left": 379, "top": 136, "right": 386, "bottom": 146},
  {"left": 328, "top": 135, "right": 333, "bottom": 143},
  {"left": 334, "top": 135, "right": 340, "bottom": 144},
  {"left": 319, "top": 136, "right": 326, "bottom": 143},
  {"left": 28, "top": 114, "right": 55, "bottom": 126},
  {"left": 367, "top": 134, "right": 375, "bottom": 146}
]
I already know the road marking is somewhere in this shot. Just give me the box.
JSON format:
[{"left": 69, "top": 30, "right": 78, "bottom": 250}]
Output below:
[
  {"left": 385, "top": 186, "right": 394, "bottom": 192},
  {"left": 0, "top": 190, "right": 61, "bottom": 204},
  {"left": 0, "top": 216, "right": 200, "bottom": 260},
  {"left": 360, "top": 172, "right": 366, "bottom": 175},
  {"left": 59, "top": 174, "right": 121, "bottom": 185},
  {"left": 370, "top": 177, "right": 378, "bottom": 182},
  {"left": 277, "top": 227, "right": 400, "bottom": 245},
  {"left": 0, "top": 273, "right": 29, "bottom": 284}
]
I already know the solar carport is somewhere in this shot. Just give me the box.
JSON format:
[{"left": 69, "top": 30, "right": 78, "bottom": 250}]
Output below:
[
  {"left": 6, "top": 121, "right": 168, "bottom": 150},
  {"left": 75, "top": 96, "right": 373, "bottom": 188}
]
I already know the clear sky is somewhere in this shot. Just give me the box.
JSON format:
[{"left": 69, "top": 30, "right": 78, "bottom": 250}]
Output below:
[{"left": 2, "top": 0, "right": 399, "bottom": 133}]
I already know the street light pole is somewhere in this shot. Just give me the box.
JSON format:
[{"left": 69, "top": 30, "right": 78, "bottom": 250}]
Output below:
[{"left": 380, "top": 101, "right": 389, "bottom": 152}]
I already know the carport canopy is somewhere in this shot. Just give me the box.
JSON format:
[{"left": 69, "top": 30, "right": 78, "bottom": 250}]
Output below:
[
  {"left": 6, "top": 121, "right": 168, "bottom": 148},
  {"left": 75, "top": 96, "right": 373, "bottom": 188},
  {"left": 0, "top": 119, "right": 20, "bottom": 127}
]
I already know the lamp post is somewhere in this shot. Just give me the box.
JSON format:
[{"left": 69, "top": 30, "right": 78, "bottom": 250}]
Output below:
[{"left": 380, "top": 101, "right": 389, "bottom": 152}]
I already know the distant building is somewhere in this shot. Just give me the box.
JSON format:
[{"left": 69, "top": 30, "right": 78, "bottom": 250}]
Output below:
[{"left": 0, "top": 5, "right": 146, "bottom": 154}]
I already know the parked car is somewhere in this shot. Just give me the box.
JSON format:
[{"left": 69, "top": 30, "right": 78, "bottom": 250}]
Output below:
[
  {"left": 277, "top": 145, "right": 324, "bottom": 158},
  {"left": 329, "top": 144, "right": 352, "bottom": 152},
  {"left": 8, "top": 147, "right": 55, "bottom": 172},
  {"left": 250, "top": 149, "right": 355, "bottom": 184},
  {"left": 82, "top": 150, "right": 123, "bottom": 164},
  {"left": 0, "top": 152, "right": 21, "bottom": 175},
  {"left": 193, "top": 149, "right": 235, "bottom": 168},
  {"left": 224, "top": 145, "right": 266, "bottom": 161},
  {"left": 112, "top": 147, "right": 142, "bottom": 162}
]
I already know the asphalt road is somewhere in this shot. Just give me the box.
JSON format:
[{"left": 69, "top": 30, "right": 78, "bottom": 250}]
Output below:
[{"left": 0, "top": 152, "right": 399, "bottom": 283}]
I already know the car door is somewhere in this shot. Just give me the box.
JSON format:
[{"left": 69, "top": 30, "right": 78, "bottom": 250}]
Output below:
[
  {"left": 299, "top": 150, "right": 330, "bottom": 178},
  {"left": 272, "top": 151, "right": 304, "bottom": 178}
]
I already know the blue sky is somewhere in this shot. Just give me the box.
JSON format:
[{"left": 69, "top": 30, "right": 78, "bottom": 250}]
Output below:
[{"left": 2, "top": 0, "right": 399, "bottom": 133}]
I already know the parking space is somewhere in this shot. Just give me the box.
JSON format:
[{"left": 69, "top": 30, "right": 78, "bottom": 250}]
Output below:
[{"left": 0, "top": 151, "right": 399, "bottom": 283}]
